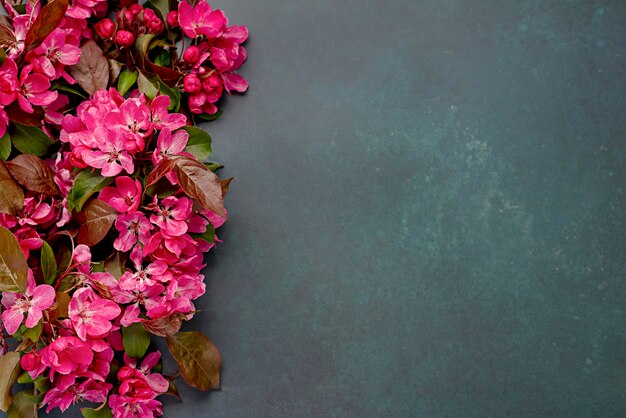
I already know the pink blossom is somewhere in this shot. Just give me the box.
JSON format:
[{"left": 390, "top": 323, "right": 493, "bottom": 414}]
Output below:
[
  {"left": 99, "top": 176, "right": 142, "bottom": 213},
  {"left": 68, "top": 287, "right": 121, "bottom": 340},
  {"left": 1, "top": 271, "right": 55, "bottom": 335},
  {"left": 42, "top": 376, "right": 112, "bottom": 413},
  {"left": 114, "top": 212, "right": 152, "bottom": 252},
  {"left": 40, "top": 336, "right": 93, "bottom": 375},
  {"left": 105, "top": 98, "right": 151, "bottom": 152},
  {"left": 119, "top": 248, "right": 170, "bottom": 292},
  {"left": 82, "top": 130, "right": 135, "bottom": 176},
  {"left": 178, "top": 0, "right": 227, "bottom": 40},
  {"left": 118, "top": 352, "right": 169, "bottom": 394},
  {"left": 150, "top": 95, "right": 186, "bottom": 130},
  {"left": 0, "top": 57, "right": 18, "bottom": 106},
  {"left": 109, "top": 394, "right": 163, "bottom": 418},
  {"left": 149, "top": 196, "right": 193, "bottom": 237},
  {"left": 17, "top": 65, "right": 58, "bottom": 113},
  {"left": 30, "top": 28, "right": 81, "bottom": 82},
  {"left": 153, "top": 128, "right": 189, "bottom": 164}
]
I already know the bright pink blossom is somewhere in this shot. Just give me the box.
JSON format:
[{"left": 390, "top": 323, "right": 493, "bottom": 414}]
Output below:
[
  {"left": 30, "top": 28, "right": 81, "bottom": 82},
  {"left": 99, "top": 176, "right": 142, "bottom": 213},
  {"left": 178, "top": 0, "right": 227, "bottom": 40},
  {"left": 68, "top": 287, "right": 121, "bottom": 340},
  {"left": 82, "top": 130, "right": 135, "bottom": 176},
  {"left": 40, "top": 336, "right": 93, "bottom": 375},
  {"left": 1, "top": 272, "right": 55, "bottom": 335},
  {"left": 114, "top": 212, "right": 152, "bottom": 252},
  {"left": 17, "top": 65, "right": 58, "bottom": 113},
  {"left": 149, "top": 196, "right": 193, "bottom": 237}
]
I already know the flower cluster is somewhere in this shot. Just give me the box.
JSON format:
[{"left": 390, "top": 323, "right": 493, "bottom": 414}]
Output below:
[{"left": 0, "top": 0, "right": 246, "bottom": 416}]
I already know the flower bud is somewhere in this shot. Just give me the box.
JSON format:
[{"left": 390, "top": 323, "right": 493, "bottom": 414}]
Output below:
[
  {"left": 183, "top": 46, "right": 201, "bottom": 64},
  {"left": 115, "top": 30, "right": 135, "bottom": 47},
  {"left": 94, "top": 18, "right": 115, "bottom": 39},
  {"left": 128, "top": 3, "right": 143, "bottom": 15},
  {"left": 166, "top": 11, "right": 179, "bottom": 28},
  {"left": 183, "top": 73, "right": 202, "bottom": 94},
  {"left": 147, "top": 18, "right": 165, "bottom": 34}
]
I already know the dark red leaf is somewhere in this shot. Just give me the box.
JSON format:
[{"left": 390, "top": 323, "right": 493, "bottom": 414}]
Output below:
[
  {"left": 146, "top": 156, "right": 175, "bottom": 187},
  {"left": 141, "top": 313, "right": 184, "bottom": 337},
  {"left": 6, "top": 154, "right": 60, "bottom": 196},
  {"left": 24, "top": 0, "right": 68, "bottom": 53},
  {"left": 69, "top": 41, "right": 110, "bottom": 95},
  {"left": 166, "top": 331, "right": 221, "bottom": 391},
  {"left": 0, "top": 24, "right": 16, "bottom": 50},
  {"left": 5, "top": 102, "right": 45, "bottom": 126},
  {"left": 220, "top": 177, "right": 234, "bottom": 197},
  {"left": 76, "top": 199, "right": 117, "bottom": 246},
  {"left": 173, "top": 156, "right": 227, "bottom": 219},
  {"left": 0, "top": 160, "right": 24, "bottom": 216}
]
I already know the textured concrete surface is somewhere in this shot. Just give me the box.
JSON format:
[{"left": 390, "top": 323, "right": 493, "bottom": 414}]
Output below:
[{"left": 42, "top": 0, "right": 626, "bottom": 417}]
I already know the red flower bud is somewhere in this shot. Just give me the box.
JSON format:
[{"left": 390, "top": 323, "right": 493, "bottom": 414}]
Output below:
[
  {"left": 183, "top": 46, "right": 201, "bottom": 64},
  {"left": 115, "top": 30, "right": 135, "bottom": 47},
  {"left": 166, "top": 11, "right": 179, "bottom": 28},
  {"left": 147, "top": 18, "right": 165, "bottom": 35},
  {"left": 183, "top": 74, "right": 202, "bottom": 94},
  {"left": 128, "top": 3, "right": 143, "bottom": 15},
  {"left": 94, "top": 19, "right": 116, "bottom": 39}
]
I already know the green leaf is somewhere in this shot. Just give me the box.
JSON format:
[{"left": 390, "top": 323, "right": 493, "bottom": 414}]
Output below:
[
  {"left": 144, "top": 0, "right": 170, "bottom": 21},
  {"left": 182, "top": 126, "right": 212, "bottom": 161},
  {"left": 10, "top": 123, "right": 55, "bottom": 157},
  {"left": 135, "top": 34, "right": 156, "bottom": 62},
  {"left": 194, "top": 109, "right": 223, "bottom": 122},
  {"left": 122, "top": 323, "right": 151, "bottom": 358},
  {"left": 137, "top": 72, "right": 158, "bottom": 100},
  {"left": 118, "top": 69, "right": 138, "bottom": 96},
  {"left": 22, "top": 321, "right": 42, "bottom": 342},
  {"left": 0, "top": 226, "right": 28, "bottom": 293},
  {"left": 0, "top": 352, "right": 22, "bottom": 412},
  {"left": 205, "top": 161, "right": 224, "bottom": 172},
  {"left": 7, "top": 390, "right": 40, "bottom": 418},
  {"left": 67, "top": 169, "right": 113, "bottom": 213},
  {"left": 33, "top": 377, "right": 50, "bottom": 394},
  {"left": 0, "top": 132, "right": 11, "bottom": 160},
  {"left": 166, "top": 331, "right": 221, "bottom": 391},
  {"left": 16, "top": 372, "right": 32, "bottom": 385},
  {"left": 137, "top": 72, "right": 180, "bottom": 111},
  {"left": 81, "top": 406, "right": 113, "bottom": 418},
  {"left": 191, "top": 224, "right": 215, "bottom": 244},
  {"left": 40, "top": 241, "right": 57, "bottom": 284},
  {"left": 104, "top": 251, "right": 128, "bottom": 280},
  {"left": 51, "top": 82, "right": 88, "bottom": 99}
]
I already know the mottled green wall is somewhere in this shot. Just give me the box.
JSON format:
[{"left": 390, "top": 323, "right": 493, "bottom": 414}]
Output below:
[{"left": 45, "top": 0, "right": 626, "bottom": 417}]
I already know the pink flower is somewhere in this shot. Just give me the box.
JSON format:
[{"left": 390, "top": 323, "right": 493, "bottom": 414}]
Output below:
[
  {"left": 82, "top": 130, "right": 135, "bottom": 176},
  {"left": 114, "top": 212, "right": 152, "bottom": 252},
  {"left": 153, "top": 128, "right": 189, "bottom": 164},
  {"left": 150, "top": 95, "right": 186, "bottom": 131},
  {"left": 118, "top": 352, "right": 169, "bottom": 394},
  {"left": 119, "top": 248, "right": 169, "bottom": 292},
  {"left": 105, "top": 98, "right": 151, "bottom": 152},
  {"left": 149, "top": 196, "right": 193, "bottom": 237},
  {"left": 30, "top": 28, "right": 81, "bottom": 81},
  {"left": 68, "top": 287, "right": 121, "bottom": 340},
  {"left": 178, "top": 0, "right": 227, "bottom": 40},
  {"left": 109, "top": 394, "right": 163, "bottom": 418},
  {"left": 40, "top": 336, "right": 93, "bottom": 375},
  {"left": 0, "top": 57, "right": 18, "bottom": 106},
  {"left": 99, "top": 176, "right": 142, "bottom": 213},
  {"left": 17, "top": 65, "right": 58, "bottom": 113},
  {"left": 42, "top": 376, "right": 112, "bottom": 413},
  {"left": 1, "top": 271, "right": 55, "bottom": 335}
]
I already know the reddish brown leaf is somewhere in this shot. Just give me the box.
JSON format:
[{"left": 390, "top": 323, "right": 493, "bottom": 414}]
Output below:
[
  {"left": 69, "top": 41, "right": 110, "bottom": 95},
  {"left": 166, "top": 331, "right": 221, "bottom": 391},
  {"left": 173, "top": 156, "right": 226, "bottom": 219},
  {"left": 220, "top": 177, "right": 234, "bottom": 197},
  {"left": 146, "top": 60, "right": 183, "bottom": 84},
  {"left": 0, "top": 352, "right": 21, "bottom": 412},
  {"left": 5, "top": 102, "right": 45, "bottom": 126},
  {"left": 146, "top": 157, "right": 174, "bottom": 187},
  {"left": 0, "top": 226, "right": 28, "bottom": 293},
  {"left": 49, "top": 291, "right": 70, "bottom": 321},
  {"left": 0, "top": 160, "right": 24, "bottom": 216},
  {"left": 76, "top": 199, "right": 117, "bottom": 246},
  {"left": 23, "top": 0, "right": 68, "bottom": 53},
  {"left": 6, "top": 154, "right": 60, "bottom": 196},
  {"left": 141, "top": 313, "right": 184, "bottom": 337},
  {"left": 0, "top": 24, "right": 16, "bottom": 49}
]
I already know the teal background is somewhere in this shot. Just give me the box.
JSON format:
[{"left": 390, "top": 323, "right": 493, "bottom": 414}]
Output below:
[{"left": 43, "top": 0, "right": 626, "bottom": 417}]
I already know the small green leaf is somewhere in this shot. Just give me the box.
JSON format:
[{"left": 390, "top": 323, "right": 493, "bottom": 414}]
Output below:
[
  {"left": 33, "top": 376, "right": 50, "bottom": 393},
  {"left": 182, "top": 126, "right": 212, "bottom": 161},
  {"left": 136, "top": 72, "right": 180, "bottom": 111},
  {"left": 122, "top": 323, "right": 151, "bottom": 358},
  {"left": 137, "top": 72, "right": 158, "bottom": 100},
  {"left": 0, "top": 132, "right": 10, "bottom": 160},
  {"left": 67, "top": 169, "right": 113, "bottom": 213},
  {"left": 51, "top": 82, "right": 88, "bottom": 99},
  {"left": 16, "top": 372, "right": 32, "bottom": 384},
  {"left": 22, "top": 321, "right": 42, "bottom": 342},
  {"left": 81, "top": 406, "right": 113, "bottom": 418},
  {"left": 191, "top": 224, "right": 215, "bottom": 244},
  {"left": 7, "top": 390, "right": 41, "bottom": 418},
  {"left": 194, "top": 109, "right": 223, "bottom": 122},
  {"left": 10, "top": 123, "right": 55, "bottom": 157},
  {"left": 118, "top": 69, "right": 138, "bottom": 96},
  {"left": 135, "top": 34, "right": 156, "bottom": 62},
  {"left": 40, "top": 241, "right": 57, "bottom": 284}
]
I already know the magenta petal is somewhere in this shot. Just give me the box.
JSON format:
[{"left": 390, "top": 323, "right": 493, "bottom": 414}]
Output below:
[
  {"left": 31, "top": 284, "right": 55, "bottom": 311},
  {"left": 222, "top": 72, "right": 248, "bottom": 93},
  {"left": 2, "top": 308, "right": 24, "bottom": 335}
]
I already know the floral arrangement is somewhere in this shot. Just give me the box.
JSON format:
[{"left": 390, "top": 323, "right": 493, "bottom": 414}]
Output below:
[{"left": 0, "top": 0, "right": 248, "bottom": 415}]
